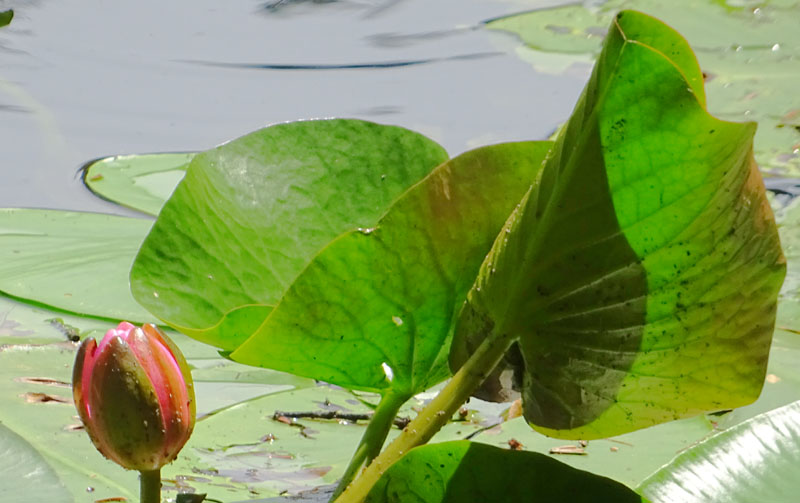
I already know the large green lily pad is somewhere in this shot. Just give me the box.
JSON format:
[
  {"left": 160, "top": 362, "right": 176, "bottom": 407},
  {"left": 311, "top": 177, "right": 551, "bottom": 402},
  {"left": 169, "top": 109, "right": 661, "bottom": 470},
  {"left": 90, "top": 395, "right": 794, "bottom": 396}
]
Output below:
[
  {"left": 131, "top": 119, "right": 449, "bottom": 350},
  {"left": 442, "top": 195, "right": 800, "bottom": 488},
  {"left": 230, "top": 141, "right": 552, "bottom": 396},
  {"left": 453, "top": 10, "right": 785, "bottom": 439}
]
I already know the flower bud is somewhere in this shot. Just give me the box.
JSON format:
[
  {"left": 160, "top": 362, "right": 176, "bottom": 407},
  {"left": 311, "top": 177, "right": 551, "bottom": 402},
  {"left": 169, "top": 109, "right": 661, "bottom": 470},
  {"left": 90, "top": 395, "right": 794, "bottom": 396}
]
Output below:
[{"left": 72, "top": 322, "right": 195, "bottom": 472}]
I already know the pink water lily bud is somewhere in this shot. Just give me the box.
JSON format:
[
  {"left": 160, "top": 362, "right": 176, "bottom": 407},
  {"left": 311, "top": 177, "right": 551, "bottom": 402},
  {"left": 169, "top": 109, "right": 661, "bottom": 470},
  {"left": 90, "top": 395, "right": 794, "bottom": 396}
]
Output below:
[{"left": 72, "top": 322, "right": 196, "bottom": 472}]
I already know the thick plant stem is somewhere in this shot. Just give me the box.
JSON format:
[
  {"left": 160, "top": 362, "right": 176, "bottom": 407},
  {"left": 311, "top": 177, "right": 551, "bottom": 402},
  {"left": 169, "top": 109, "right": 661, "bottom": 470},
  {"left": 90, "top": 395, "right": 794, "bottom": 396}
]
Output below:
[
  {"left": 334, "top": 329, "right": 515, "bottom": 503},
  {"left": 139, "top": 469, "right": 161, "bottom": 503},
  {"left": 331, "top": 390, "right": 408, "bottom": 500}
]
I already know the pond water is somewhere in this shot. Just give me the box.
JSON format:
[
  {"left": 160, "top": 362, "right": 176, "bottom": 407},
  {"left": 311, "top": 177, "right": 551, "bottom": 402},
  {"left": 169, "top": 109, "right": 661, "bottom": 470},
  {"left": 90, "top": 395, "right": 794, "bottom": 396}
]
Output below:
[{"left": 0, "top": 0, "right": 584, "bottom": 215}]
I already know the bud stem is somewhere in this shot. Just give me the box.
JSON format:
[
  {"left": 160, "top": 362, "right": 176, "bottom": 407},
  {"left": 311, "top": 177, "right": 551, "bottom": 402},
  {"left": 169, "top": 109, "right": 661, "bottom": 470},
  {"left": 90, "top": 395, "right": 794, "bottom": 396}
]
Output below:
[{"left": 139, "top": 469, "right": 161, "bottom": 503}]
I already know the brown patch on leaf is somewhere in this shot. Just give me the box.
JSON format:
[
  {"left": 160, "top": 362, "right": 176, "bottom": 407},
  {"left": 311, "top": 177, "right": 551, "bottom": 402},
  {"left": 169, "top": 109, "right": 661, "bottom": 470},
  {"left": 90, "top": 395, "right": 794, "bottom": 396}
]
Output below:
[
  {"left": 15, "top": 377, "right": 71, "bottom": 388},
  {"left": 549, "top": 445, "right": 586, "bottom": 455},
  {"left": 21, "top": 392, "right": 71, "bottom": 404}
]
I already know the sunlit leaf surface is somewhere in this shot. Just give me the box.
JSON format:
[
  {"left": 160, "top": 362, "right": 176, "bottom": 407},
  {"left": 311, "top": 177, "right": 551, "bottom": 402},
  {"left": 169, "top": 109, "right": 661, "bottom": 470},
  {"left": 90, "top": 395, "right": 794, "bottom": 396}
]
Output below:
[
  {"left": 639, "top": 399, "right": 800, "bottom": 503},
  {"left": 454, "top": 10, "right": 785, "bottom": 439},
  {"left": 230, "top": 141, "right": 551, "bottom": 396},
  {"left": 131, "top": 119, "right": 448, "bottom": 350}
]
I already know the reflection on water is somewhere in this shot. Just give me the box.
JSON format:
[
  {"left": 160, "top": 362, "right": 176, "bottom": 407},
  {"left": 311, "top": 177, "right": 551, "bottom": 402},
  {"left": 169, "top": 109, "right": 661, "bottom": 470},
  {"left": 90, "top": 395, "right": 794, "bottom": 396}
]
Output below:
[
  {"left": 184, "top": 50, "right": 500, "bottom": 70},
  {"left": 259, "top": 0, "right": 405, "bottom": 18},
  {"left": 0, "top": 0, "right": 583, "bottom": 214}
]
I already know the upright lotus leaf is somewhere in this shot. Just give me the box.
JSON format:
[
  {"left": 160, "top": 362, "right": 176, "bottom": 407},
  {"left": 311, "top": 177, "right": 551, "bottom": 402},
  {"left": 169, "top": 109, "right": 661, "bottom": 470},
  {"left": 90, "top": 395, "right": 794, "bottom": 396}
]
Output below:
[
  {"left": 131, "top": 119, "right": 448, "bottom": 350},
  {"left": 231, "top": 141, "right": 552, "bottom": 395},
  {"left": 638, "top": 399, "right": 800, "bottom": 503},
  {"left": 451, "top": 10, "right": 785, "bottom": 439},
  {"left": 365, "top": 441, "right": 646, "bottom": 503}
]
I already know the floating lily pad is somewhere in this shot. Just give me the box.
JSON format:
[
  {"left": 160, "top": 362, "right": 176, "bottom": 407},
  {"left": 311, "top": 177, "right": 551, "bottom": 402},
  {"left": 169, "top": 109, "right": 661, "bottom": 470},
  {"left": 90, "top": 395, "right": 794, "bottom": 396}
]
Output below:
[
  {"left": 131, "top": 119, "right": 449, "bottom": 350},
  {"left": 83, "top": 152, "right": 195, "bottom": 216},
  {"left": 0, "top": 209, "right": 155, "bottom": 322},
  {"left": 174, "top": 385, "right": 401, "bottom": 499},
  {"left": 638, "top": 399, "right": 800, "bottom": 502},
  {"left": 0, "top": 422, "right": 71, "bottom": 503},
  {"left": 486, "top": 0, "right": 800, "bottom": 175}
]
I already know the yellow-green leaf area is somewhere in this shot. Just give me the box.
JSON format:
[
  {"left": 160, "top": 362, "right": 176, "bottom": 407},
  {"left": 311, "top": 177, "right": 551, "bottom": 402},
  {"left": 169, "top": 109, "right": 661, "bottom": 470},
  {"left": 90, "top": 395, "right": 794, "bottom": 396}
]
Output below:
[
  {"left": 571, "top": 11, "right": 786, "bottom": 438},
  {"left": 452, "top": 11, "right": 785, "bottom": 440},
  {"left": 131, "top": 119, "right": 448, "bottom": 350},
  {"left": 231, "top": 142, "right": 552, "bottom": 395}
]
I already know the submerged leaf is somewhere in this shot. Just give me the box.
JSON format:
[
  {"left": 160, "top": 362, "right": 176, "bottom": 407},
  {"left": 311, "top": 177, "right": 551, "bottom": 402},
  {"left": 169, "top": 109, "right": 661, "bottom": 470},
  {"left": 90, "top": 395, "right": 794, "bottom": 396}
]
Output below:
[
  {"left": 365, "top": 441, "right": 646, "bottom": 503},
  {"left": 452, "top": 10, "right": 785, "bottom": 439},
  {"left": 230, "top": 142, "right": 551, "bottom": 395}
]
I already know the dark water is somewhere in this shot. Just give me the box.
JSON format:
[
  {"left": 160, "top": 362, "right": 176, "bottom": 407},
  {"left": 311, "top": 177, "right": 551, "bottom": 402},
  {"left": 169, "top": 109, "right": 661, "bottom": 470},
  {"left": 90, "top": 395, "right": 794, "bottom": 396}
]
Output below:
[{"left": 0, "top": 0, "right": 585, "bottom": 215}]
